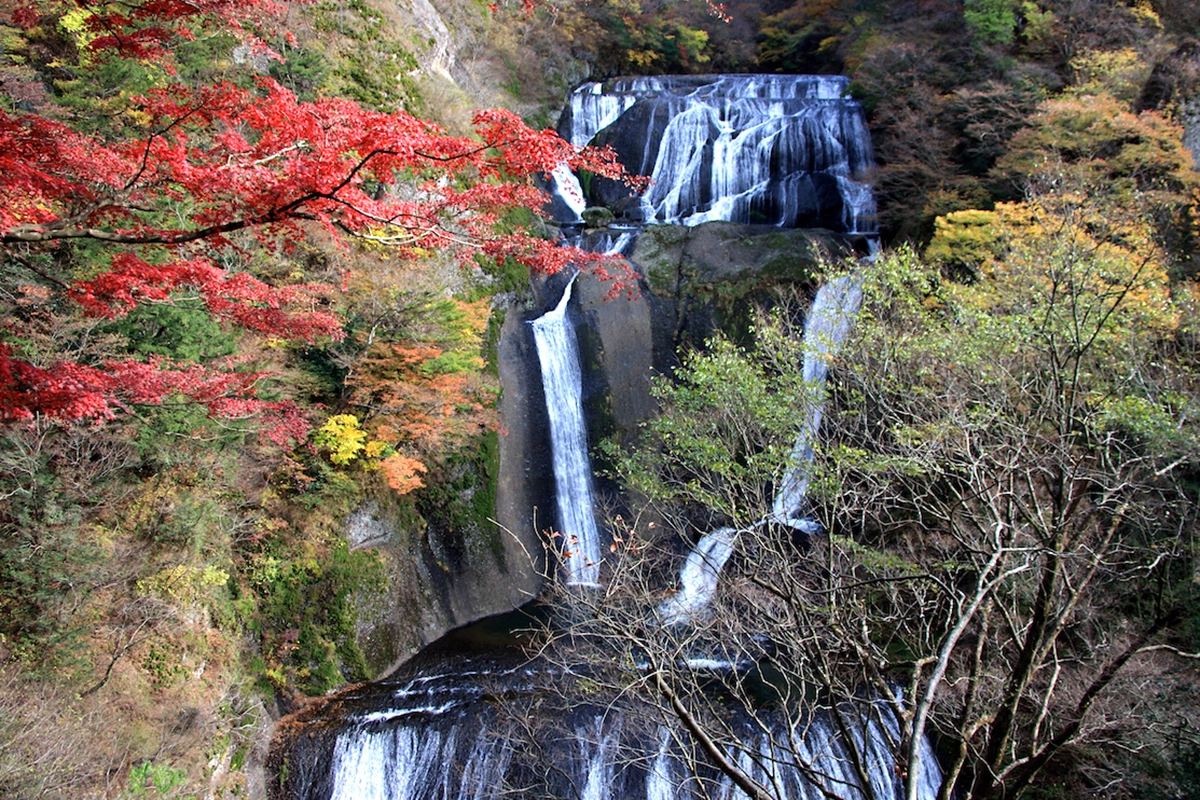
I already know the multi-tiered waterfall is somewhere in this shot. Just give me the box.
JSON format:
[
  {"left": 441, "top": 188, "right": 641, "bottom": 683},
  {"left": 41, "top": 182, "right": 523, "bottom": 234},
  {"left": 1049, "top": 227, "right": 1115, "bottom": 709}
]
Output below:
[
  {"left": 275, "top": 76, "right": 943, "bottom": 800},
  {"left": 540, "top": 74, "right": 875, "bottom": 586}
]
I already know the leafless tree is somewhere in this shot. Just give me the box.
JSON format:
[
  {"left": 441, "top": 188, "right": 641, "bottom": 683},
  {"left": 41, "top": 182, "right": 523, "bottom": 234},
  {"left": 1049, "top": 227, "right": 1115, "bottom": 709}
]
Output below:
[{"left": 525, "top": 204, "right": 1199, "bottom": 800}]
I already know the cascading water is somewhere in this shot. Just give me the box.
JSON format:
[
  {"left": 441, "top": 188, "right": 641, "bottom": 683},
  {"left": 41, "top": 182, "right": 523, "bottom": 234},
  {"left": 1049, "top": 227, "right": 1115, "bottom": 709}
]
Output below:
[
  {"left": 276, "top": 75, "right": 945, "bottom": 800},
  {"left": 284, "top": 621, "right": 943, "bottom": 800},
  {"left": 772, "top": 273, "right": 864, "bottom": 529},
  {"left": 656, "top": 273, "right": 865, "bottom": 627},
  {"left": 530, "top": 273, "right": 603, "bottom": 587},
  {"left": 656, "top": 527, "right": 737, "bottom": 627},
  {"left": 551, "top": 75, "right": 875, "bottom": 233},
  {"left": 547, "top": 74, "right": 876, "bottom": 588}
]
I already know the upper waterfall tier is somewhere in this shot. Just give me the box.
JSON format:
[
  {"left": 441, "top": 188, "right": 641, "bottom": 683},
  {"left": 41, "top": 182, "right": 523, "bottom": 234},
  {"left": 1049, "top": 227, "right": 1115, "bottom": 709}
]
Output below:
[{"left": 552, "top": 74, "right": 876, "bottom": 233}]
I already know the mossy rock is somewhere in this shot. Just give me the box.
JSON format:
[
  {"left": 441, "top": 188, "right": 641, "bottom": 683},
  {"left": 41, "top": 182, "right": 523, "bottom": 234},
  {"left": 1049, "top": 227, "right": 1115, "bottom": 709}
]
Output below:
[
  {"left": 633, "top": 221, "right": 843, "bottom": 298},
  {"left": 635, "top": 224, "right": 691, "bottom": 294},
  {"left": 631, "top": 221, "right": 854, "bottom": 346},
  {"left": 581, "top": 206, "right": 615, "bottom": 228}
]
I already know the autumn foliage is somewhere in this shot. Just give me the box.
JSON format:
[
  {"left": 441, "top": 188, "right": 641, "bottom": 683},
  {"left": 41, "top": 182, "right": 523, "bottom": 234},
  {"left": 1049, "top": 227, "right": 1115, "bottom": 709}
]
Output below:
[
  {"left": 69, "top": 254, "right": 342, "bottom": 341},
  {"left": 9, "top": 0, "right": 285, "bottom": 60},
  {"left": 0, "top": 0, "right": 633, "bottom": 434},
  {"left": 0, "top": 79, "right": 626, "bottom": 252}
]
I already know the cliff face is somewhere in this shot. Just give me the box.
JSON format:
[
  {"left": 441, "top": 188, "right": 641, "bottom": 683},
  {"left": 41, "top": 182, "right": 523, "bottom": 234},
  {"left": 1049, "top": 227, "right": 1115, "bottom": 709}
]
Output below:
[
  {"left": 347, "top": 301, "right": 552, "bottom": 678},
  {"left": 345, "top": 222, "right": 850, "bottom": 678},
  {"left": 573, "top": 222, "right": 848, "bottom": 444}
]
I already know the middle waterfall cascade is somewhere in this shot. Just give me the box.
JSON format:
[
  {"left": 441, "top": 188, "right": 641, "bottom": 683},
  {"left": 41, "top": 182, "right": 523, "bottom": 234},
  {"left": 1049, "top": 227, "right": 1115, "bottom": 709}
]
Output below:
[
  {"left": 655, "top": 274, "right": 865, "bottom": 627},
  {"left": 656, "top": 527, "right": 738, "bottom": 627},
  {"left": 772, "top": 273, "right": 864, "bottom": 528},
  {"left": 530, "top": 273, "right": 603, "bottom": 587}
]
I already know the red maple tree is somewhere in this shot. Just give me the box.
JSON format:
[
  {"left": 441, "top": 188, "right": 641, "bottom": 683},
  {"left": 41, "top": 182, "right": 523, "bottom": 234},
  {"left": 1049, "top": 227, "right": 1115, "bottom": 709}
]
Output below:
[{"left": 0, "top": 0, "right": 636, "bottom": 435}]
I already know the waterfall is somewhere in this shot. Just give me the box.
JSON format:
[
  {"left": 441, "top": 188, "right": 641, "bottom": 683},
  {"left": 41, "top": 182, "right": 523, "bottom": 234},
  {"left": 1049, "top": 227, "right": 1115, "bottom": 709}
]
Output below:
[
  {"left": 531, "top": 273, "right": 603, "bottom": 586},
  {"left": 656, "top": 527, "right": 737, "bottom": 626},
  {"left": 551, "top": 73, "right": 877, "bottom": 600},
  {"left": 772, "top": 274, "right": 864, "bottom": 528},
  {"left": 543, "top": 75, "right": 875, "bottom": 587},
  {"left": 552, "top": 163, "right": 589, "bottom": 222},
  {"left": 551, "top": 75, "right": 875, "bottom": 234},
  {"left": 287, "top": 645, "right": 944, "bottom": 800},
  {"left": 277, "top": 75, "right": 945, "bottom": 800},
  {"left": 657, "top": 273, "right": 864, "bottom": 626},
  {"left": 646, "top": 729, "right": 681, "bottom": 800}
]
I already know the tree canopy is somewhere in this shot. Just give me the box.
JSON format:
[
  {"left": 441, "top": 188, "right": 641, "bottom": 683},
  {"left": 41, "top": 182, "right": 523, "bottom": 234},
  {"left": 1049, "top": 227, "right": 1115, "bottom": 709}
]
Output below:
[
  {"left": 562, "top": 203, "right": 1198, "bottom": 797},
  {"left": 0, "top": 0, "right": 632, "bottom": 431}
]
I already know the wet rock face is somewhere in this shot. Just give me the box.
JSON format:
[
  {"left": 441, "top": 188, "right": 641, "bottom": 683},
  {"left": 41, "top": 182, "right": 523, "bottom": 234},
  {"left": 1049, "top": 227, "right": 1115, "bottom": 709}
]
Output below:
[
  {"left": 631, "top": 221, "right": 848, "bottom": 350},
  {"left": 1138, "top": 40, "right": 1200, "bottom": 170},
  {"left": 349, "top": 301, "right": 552, "bottom": 679},
  {"left": 571, "top": 268, "right": 658, "bottom": 455},
  {"left": 349, "top": 500, "right": 545, "bottom": 679},
  {"left": 633, "top": 221, "right": 833, "bottom": 292},
  {"left": 347, "top": 223, "right": 846, "bottom": 677},
  {"left": 571, "top": 221, "right": 845, "bottom": 432}
]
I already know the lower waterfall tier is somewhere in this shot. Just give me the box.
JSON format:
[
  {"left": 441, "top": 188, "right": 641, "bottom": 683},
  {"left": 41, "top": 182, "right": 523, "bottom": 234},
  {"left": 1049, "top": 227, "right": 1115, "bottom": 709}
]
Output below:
[{"left": 276, "top": 609, "right": 943, "bottom": 800}]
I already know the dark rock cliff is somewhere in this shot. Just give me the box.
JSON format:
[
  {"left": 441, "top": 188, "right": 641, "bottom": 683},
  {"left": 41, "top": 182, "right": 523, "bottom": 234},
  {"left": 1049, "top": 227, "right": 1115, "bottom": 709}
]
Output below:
[{"left": 347, "top": 221, "right": 854, "bottom": 677}]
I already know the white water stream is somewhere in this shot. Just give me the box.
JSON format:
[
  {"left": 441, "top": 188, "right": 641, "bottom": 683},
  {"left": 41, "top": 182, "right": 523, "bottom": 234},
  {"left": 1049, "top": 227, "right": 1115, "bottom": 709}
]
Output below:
[
  {"left": 772, "top": 273, "right": 864, "bottom": 527},
  {"left": 656, "top": 272, "right": 866, "bottom": 626},
  {"left": 530, "top": 273, "right": 603, "bottom": 587}
]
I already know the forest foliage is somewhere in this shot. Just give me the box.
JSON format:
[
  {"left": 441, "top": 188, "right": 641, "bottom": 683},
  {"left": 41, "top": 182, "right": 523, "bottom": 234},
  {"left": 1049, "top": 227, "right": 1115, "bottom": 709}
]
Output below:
[{"left": 580, "top": 213, "right": 1197, "bottom": 798}]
